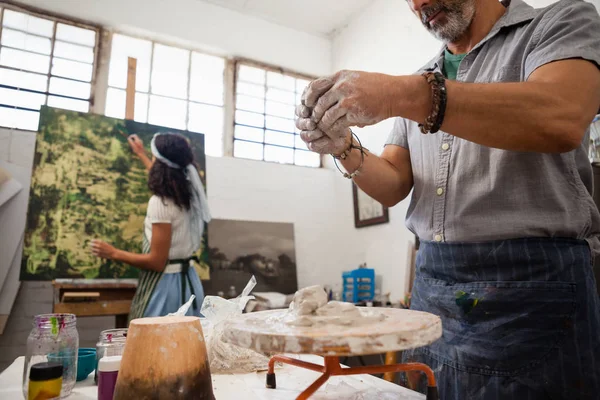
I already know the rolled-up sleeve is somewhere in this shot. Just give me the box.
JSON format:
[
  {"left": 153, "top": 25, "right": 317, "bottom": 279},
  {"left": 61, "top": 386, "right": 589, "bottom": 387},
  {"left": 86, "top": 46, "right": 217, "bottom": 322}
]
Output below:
[
  {"left": 385, "top": 117, "right": 410, "bottom": 149},
  {"left": 525, "top": 0, "right": 600, "bottom": 79}
]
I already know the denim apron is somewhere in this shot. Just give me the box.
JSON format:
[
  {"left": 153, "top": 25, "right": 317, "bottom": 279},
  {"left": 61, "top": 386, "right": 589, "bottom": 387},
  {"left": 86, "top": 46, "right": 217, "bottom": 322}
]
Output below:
[{"left": 404, "top": 238, "right": 600, "bottom": 400}]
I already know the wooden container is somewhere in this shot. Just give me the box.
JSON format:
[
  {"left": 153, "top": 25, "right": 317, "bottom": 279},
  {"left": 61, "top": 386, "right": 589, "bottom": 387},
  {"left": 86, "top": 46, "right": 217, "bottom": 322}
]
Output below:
[{"left": 113, "top": 316, "right": 214, "bottom": 400}]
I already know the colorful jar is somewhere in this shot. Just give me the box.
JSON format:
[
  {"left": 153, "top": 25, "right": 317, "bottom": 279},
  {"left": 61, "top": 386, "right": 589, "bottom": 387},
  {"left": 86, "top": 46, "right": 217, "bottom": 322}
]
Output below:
[
  {"left": 94, "top": 328, "right": 127, "bottom": 384},
  {"left": 23, "top": 314, "right": 79, "bottom": 399}
]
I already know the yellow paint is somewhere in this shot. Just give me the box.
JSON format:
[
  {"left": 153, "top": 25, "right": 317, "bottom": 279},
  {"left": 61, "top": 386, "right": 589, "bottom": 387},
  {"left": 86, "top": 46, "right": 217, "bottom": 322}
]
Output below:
[{"left": 28, "top": 377, "right": 62, "bottom": 400}]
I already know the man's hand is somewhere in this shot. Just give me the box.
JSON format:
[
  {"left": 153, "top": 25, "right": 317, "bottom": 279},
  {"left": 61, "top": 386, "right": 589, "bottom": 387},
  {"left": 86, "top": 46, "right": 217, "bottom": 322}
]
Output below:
[
  {"left": 303, "top": 70, "right": 396, "bottom": 132},
  {"left": 295, "top": 105, "right": 351, "bottom": 154},
  {"left": 90, "top": 239, "right": 118, "bottom": 260},
  {"left": 127, "top": 134, "right": 146, "bottom": 158}
]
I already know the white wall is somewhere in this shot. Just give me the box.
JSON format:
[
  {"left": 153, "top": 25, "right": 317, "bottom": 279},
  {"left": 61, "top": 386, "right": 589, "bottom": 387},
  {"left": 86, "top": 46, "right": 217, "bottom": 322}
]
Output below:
[{"left": 13, "top": 0, "right": 331, "bottom": 77}]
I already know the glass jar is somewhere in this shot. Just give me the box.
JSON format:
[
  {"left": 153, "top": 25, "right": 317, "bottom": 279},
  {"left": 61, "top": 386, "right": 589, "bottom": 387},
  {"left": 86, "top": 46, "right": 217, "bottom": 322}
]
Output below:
[
  {"left": 23, "top": 313, "right": 79, "bottom": 399},
  {"left": 94, "top": 328, "right": 127, "bottom": 384}
]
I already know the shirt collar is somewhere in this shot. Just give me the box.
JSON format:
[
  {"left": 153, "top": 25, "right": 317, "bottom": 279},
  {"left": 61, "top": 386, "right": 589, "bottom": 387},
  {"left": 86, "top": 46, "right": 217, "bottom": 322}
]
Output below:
[{"left": 421, "top": 0, "right": 540, "bottom": 72}]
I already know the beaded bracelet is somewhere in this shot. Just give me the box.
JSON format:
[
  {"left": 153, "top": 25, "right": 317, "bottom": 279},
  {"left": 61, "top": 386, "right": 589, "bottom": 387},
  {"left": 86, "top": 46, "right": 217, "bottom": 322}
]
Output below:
[
  {"left": 419, "top": 71, "right": 447, "bottom": 134},
  {"left": 332, "top": 131, "right": 368, "bottom": 179}
]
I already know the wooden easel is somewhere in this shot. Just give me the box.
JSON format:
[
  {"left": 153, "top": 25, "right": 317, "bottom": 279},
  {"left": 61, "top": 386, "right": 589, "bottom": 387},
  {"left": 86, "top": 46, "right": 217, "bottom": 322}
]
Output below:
[{"left": 51, "top": 58, "right": 140, "bottom": 328}]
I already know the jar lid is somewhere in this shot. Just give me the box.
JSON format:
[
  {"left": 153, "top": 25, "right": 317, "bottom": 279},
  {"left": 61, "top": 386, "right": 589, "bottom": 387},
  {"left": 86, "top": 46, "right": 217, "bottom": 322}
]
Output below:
[
  {"left": 29, "top": 362, "right": 63, "bottom": 381},
  {"left": 98, "top": 355, "right": 122, "bottom": 372}
]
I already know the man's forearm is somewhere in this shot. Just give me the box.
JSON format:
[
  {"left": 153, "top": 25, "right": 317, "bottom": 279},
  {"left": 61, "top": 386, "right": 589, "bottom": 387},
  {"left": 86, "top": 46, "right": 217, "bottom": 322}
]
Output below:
[
  {"left": 339, "top": 142, "right": 413, "bottom": 207},
  {"left": 390, "top": 65, "right": 599, "bottom": 153}
]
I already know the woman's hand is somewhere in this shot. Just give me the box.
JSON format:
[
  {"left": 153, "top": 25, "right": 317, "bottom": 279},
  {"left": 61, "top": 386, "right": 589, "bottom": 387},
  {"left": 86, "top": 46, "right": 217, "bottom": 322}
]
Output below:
[
  {"left": 90, "top": 239, "right": 118, "bottom": 260},
  {"left": 128, "top": 135, "right": 146, "bottom": 158}
]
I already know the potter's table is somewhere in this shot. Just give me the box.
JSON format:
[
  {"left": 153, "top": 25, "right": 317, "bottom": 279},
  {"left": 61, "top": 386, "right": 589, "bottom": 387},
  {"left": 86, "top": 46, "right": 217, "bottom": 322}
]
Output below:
[{"left": 0, "top": 355, "right": 424, "bottom": 400}]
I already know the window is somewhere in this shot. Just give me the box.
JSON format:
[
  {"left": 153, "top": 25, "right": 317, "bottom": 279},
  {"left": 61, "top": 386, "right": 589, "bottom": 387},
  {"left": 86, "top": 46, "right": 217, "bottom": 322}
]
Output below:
[
  {"left": 233, "top": 62, "right": 320, "bottom": 167},
  {"left": 0, "top": 6, "right": 98, "bottom": 130},
  {"left": 105, "top": 33, "right": 225, "bottom": 157}
]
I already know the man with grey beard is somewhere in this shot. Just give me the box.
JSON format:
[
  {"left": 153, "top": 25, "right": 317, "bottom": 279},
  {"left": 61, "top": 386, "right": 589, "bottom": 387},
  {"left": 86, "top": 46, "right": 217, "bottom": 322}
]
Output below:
[{"left": 297, "top": 0, "right": 600, "bottom": 399}]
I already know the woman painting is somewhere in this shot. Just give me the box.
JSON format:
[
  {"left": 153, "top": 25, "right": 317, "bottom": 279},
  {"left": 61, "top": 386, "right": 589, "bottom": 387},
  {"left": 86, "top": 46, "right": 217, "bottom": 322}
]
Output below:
[{"left": 90, "top": 132, "right": 211, "bottom": 319}]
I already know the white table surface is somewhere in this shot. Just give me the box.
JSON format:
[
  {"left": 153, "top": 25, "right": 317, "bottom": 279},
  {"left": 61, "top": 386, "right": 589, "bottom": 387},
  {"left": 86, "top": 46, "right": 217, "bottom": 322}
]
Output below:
[{"left": 0, "top": 355, "right": 425, "bottom": 400}]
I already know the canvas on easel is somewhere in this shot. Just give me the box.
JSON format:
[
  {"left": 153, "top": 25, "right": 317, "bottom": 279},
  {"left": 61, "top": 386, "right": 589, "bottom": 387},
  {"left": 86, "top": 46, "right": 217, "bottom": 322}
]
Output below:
[{"left": 20, "top": 106, "right": 209, "bottom": 281}]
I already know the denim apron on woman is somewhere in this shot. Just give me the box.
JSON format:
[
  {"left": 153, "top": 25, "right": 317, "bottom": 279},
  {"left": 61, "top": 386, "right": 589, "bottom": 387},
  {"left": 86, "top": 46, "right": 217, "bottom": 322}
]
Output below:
[{"left": 404, "top": 238, "right": 600, "bottom": 400}]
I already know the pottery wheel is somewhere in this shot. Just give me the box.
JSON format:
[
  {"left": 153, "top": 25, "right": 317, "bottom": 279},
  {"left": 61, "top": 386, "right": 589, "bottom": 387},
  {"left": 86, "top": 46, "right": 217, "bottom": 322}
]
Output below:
[{"left": 222, "top": 308, "right": 442, "bottom": 356}]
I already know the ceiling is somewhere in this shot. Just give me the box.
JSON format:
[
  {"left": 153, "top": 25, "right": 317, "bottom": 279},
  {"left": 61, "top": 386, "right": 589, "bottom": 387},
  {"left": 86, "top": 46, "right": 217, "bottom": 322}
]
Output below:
[{"left": 199, "top": 0, "right": 377, "bottom": 37}]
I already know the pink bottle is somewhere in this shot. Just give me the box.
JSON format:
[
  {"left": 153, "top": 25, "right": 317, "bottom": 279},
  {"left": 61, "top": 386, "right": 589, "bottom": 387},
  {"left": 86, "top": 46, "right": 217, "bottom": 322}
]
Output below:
[{"left": 97, "top": 356, "right": 121, "bottom": 400}]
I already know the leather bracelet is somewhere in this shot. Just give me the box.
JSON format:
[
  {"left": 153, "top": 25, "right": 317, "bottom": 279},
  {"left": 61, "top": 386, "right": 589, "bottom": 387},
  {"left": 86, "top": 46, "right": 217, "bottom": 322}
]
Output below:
[
  {"left": 419, "top": 72, "right": 447, "bottom": 134},
  {"left": 332, "top": 132, "right": 368, "bottom": 179}
]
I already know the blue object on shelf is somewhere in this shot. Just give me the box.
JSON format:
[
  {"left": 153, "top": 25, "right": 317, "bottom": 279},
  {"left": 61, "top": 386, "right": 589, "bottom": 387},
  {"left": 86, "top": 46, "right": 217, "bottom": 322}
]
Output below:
[{"left": 342, "top": 268, "right": 375, "bottom": 303}]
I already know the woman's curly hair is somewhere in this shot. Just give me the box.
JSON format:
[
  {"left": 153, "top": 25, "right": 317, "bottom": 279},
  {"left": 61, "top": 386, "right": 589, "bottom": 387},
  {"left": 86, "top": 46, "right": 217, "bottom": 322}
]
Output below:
[{"left": 148, "top": 133, "right": 194, "bottom": 210}]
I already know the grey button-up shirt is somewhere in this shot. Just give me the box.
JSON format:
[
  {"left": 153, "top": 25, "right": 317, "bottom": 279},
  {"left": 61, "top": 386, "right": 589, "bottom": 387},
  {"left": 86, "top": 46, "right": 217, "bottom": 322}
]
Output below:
[{"left": 386, "top": 0, "right": 600, "bottom": 251}]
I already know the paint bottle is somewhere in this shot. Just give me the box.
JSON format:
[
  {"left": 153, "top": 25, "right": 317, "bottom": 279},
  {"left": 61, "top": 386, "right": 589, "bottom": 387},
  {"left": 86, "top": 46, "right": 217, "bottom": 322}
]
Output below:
[
  {"left": 95, "top": 329, "right": 127, "bottom": 384},
  {"left": 97, "top": 356, "right": 121, "bottom": 400},
  {"left": 28, "top": 362, "right": 63, "bottom": 400}
]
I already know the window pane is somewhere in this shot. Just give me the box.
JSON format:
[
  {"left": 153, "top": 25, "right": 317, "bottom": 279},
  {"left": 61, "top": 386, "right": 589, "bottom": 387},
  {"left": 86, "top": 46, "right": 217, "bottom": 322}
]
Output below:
[
  {"left": 267, "top": 71, "right": 295, "bottom": 91},
  {"left": 265, "top": 100, "right": 295, "bottom": 119},
  {"left": 235, "top": 110, "right": 264, "bottom": 128},
  {"left": 148, "top": 95, "right": 186, "bottom": 130},
  {"left": 52, "top": 58, "right": 93, "bottom": 82},
  {"left": 151, "top": 44, "right": 189, "bottom": 99},
  {"left": 238, "top": 65, "right": 265, "bottom": 84},
  {"left": 0, "top": 47, "right": 50, "bottom": 74},
  {"left": 189, "top": 52, "right": 224, "bottom": 105},
  {"left": 0, "top": 107, "right": 40, "bottom": 130},
  {"left": 54, "top": 40, "right": 94, "bottom": 63},
  {"left": 105, "top": 88, "right": 148, "bottom": 122},
  {"left": 265, "top": 115, "right": 294, "bottom": 132},
  {"left": 47, "top": 95, "right": 89, "bottom": 112},
  {"left": 0, "top": 68, "right": 47, "bottom": 91},
  {"left": 134, "top": 92, "right": 149, "bottom": 123},
  {"left": 234, "top": 140, "right": 263, "bottom": 161},
  {"left": 266, "top": 87, "right": 295, "bottom": 104},
  {"left": 56, "top": 23, "right": 96, "bottom": 47},
  {"left": 234, "top": 125, "right": 263, "bottom": 142},
  {"left": 3, "top": 10, "right": 53, "bottom": 37},
  {"left": 105, "top": 87, "right": 125, "bottom": 119},
  {"left": 236, "top": 94, "right": 264, "bottom": 113},
  {"left": 264, "top": 145, "right": 293, "bottom": 164},
  {"left": 108, "top": 33, "right": 152, "bottom": 91},
  {"left": 236, "top": 82, "right": 264, "bottom": 98},
  {"left": 295, "top": 133, "right": 307, "bottom": 149},
  {"left": 295, "top": 150, "right": 320, "bottom": 167},
  {"left": 0, "top": 87, "right": 45, "bottom": 109},
  {"left": 265, "top": 130, "right": 294, "bottom": 147},
  {"left": 296, "top": 79, "right": 310, "bottom": 94},
  {"left": 188, "top": 103, "right": 223, "bottom": 157},
  {"left": 49, "top": 77, "right": 91, "bottom": 99},
  {"left": 1, "top": 28, "right": 52, "bottom": 54}
]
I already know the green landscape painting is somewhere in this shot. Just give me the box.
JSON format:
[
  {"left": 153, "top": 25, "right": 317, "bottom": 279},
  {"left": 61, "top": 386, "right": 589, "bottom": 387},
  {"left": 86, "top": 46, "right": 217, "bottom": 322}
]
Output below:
[{"left": 21, "top": 106, "right": 209, "bottom": 280}]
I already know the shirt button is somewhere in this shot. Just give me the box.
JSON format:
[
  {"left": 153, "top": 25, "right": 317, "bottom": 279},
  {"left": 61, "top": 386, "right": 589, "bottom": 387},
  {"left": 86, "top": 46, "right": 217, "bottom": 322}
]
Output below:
[
  {"left": 441, "top": 143, "right": 450, "bottom": 151},
  {"left": 436, "top": 188, "right": 444, "bottom": 195},
  {"left": 434, "top": 234, "right": 443, "bottom": 242}
]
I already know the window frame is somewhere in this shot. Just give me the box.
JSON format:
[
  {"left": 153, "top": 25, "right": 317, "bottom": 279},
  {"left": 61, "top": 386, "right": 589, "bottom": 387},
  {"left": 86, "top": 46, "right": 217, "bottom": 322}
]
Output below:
[
  {"left": 104, "top": 31, "right": 228, "bottom": 157},
  {"left": 0, "top": 1, "right": 102, "bottom": 130},
  {"left": 232, "top": 58, "right": 321, "bottom": 168}
]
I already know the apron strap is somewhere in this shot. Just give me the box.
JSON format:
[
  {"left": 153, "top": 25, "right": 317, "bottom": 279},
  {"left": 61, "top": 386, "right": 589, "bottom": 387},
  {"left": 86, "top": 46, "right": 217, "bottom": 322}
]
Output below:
[{"left": 169, "top": 256, "right": 199, "bottom": 311}]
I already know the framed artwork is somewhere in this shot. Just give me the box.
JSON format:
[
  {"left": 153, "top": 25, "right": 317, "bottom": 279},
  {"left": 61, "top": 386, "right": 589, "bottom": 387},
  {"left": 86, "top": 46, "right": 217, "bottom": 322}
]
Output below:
[
  {"left": 204, "top": 219, "right": 298, "bottom": 295},
  {"left": 352, "top": 183, "right": 389, "bottom": 228}
]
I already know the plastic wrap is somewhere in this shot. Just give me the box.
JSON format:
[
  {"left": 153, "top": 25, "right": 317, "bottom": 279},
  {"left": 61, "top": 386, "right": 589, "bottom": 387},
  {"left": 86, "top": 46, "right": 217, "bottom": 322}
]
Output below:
[{"left": 200, "top": 276, "right": 272, "bottom": 373}]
